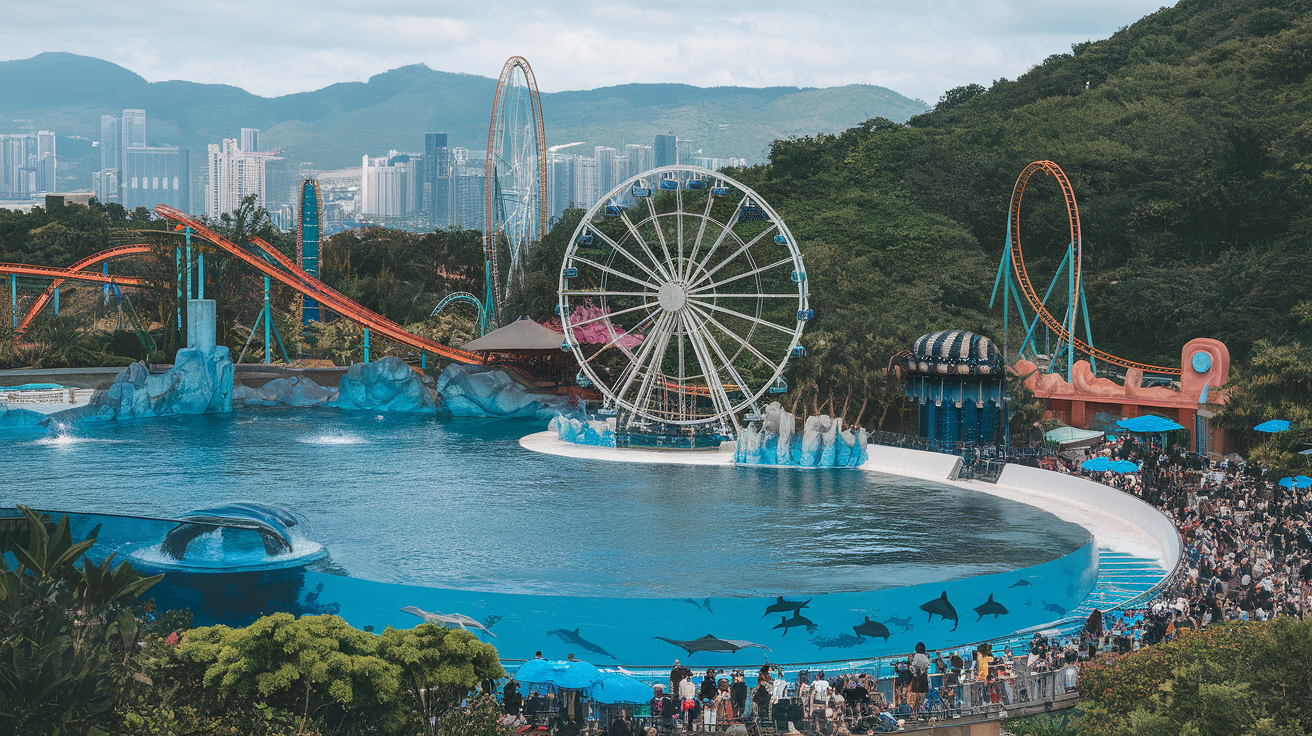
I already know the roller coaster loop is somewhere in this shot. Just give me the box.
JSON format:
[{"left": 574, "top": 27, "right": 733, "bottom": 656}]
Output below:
[
  {"left": 430, "top": 292, "right": 488, "bottom": 336},
  {"left": 152, "top": 205, "right": 482, "bottom": 366},
  {"left": 991, "top": 161, "right": 1181, "bottom": 378}
]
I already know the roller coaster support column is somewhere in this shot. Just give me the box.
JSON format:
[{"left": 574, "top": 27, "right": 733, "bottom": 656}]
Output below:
[
  {"left": 9, "top": 274, "right": 15, "bottom": 327},
  {"left": 53, "top": 286, "right": 58, "bottom": 316},
  {"left": 263, "top": 276, "right": 271, "bottom": 365},
  {"left": 363, "top": 327, "right": 370, "bottom": 363},
  {"left": 175, "top": 246, "right": 181, "bottom": 330}
]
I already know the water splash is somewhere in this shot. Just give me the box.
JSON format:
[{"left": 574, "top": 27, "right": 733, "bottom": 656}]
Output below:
[
  {"left": 298, "top": 434, "right": 368, "bottom": 445},
  {"left": 127, "top": 530, "right": 326, "bottom": 574}
]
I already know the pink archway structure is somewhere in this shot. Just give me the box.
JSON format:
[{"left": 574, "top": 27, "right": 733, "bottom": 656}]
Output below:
[{"left": 1016, "top": 338, "right": 1231, "bottom": 455}]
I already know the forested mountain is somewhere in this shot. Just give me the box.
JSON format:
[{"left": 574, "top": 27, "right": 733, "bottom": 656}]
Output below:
[
  {"left": 0, "top": 53, "right": 927, "bottom": 192},
  {"left": 734, "top": 0, "right": 1312, "bottom": 423}
]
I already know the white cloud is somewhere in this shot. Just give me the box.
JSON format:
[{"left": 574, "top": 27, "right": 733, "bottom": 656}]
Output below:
[{"left": 2, "top": 0, "right": 1175, "bottom": 100}]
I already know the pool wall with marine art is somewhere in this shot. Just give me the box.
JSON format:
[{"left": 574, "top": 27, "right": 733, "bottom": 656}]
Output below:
[{"left": 0, "top": 411, "right": 1170, "bottom": 666}]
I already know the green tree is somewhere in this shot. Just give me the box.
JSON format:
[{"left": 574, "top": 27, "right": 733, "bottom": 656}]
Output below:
[{"left": 0, "top": 507, "right": 162, "bottom": 735}]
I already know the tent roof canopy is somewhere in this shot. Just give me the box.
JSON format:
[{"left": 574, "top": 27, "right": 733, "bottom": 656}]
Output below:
[{"left": 462, "top": 319, "right": 564, "bottom": 352}]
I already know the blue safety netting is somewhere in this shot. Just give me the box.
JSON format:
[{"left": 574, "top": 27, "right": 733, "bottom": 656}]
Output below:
[
  {"left": 1116, "top": 416, "right": 1185, "bottom": 433},
  {"left": 1254, "top": 420, "right": 1291, "bottom": 433},
  {"left": 513, "top": 659, "right": 605, "bottom": 691}
]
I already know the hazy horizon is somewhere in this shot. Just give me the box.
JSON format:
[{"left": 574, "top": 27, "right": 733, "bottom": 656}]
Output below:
[{"left": 3, "top": 1, "right": 1176, "bottom": 101}]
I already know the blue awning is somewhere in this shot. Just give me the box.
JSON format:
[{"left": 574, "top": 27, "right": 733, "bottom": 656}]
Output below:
[
  {"left": 1116, "top": 416, "right": 1185, "bottom": 433},
  {"left": 1254, "top": 420, "right": 1291, "bottom": 433}
]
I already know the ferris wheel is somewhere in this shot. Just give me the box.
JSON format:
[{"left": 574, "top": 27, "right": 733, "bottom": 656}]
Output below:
[
  {"left": 559, "top": 166, "right": 809, "bottom": 431},
  {"left": 484, "top": 56, "right": 547, "bottom": 325}
]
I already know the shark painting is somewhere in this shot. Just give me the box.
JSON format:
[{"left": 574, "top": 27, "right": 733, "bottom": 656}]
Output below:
[
  {"left": 654, "top": 635, "right": 772, "bottom": 655},
  {"left": 1042, "top": 601, "right": 1068, "bottom": 616},
  {"left": 973, "top": 594, "right": 1009, "bottom": 621},
  {"left": 401, "top": 606, "right": 497, "bottom": 637},
  {"left": 919, "top": 591, "right": 959, "bottom": 631},
  {"left": 548, "top": 628, "right": 615, "bottom": 659}
]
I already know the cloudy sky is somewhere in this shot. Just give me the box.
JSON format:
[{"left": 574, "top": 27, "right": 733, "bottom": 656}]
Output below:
[{"left": 7, "top": 0, "right": 1175, "bottom": 101}]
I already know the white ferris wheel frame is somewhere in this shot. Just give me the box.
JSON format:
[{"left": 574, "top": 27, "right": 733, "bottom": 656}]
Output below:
[{"left": 558, "top": 165, "right": 809, "bottom": 429}]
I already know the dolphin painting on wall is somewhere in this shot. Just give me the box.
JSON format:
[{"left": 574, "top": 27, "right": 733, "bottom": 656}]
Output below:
[{"left": 401, "top": 606, "right": 497, "bottom": 637}]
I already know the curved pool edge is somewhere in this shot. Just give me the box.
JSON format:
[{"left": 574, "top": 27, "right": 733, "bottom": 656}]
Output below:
[{"left": 522, "top": 433, "right": 1179, "bottom": 576}]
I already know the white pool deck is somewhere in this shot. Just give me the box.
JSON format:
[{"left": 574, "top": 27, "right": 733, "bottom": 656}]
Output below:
[{"left": 519, "top": 431, "right": 1174, "bottom": 571}]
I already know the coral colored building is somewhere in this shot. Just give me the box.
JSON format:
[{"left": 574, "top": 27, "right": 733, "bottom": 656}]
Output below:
[{"left": 1017, "top": 338, "right": 1232, "bottom": 456}]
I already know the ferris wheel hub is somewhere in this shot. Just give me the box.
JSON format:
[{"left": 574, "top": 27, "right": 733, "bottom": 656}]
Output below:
[{"left": 657, "top": 282, "right": 689, "bottom": 313}]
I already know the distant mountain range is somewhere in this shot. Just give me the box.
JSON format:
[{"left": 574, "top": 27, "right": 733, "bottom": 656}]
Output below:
[{"left": 0, "top": 53, "right": 928, "bottom": 194}]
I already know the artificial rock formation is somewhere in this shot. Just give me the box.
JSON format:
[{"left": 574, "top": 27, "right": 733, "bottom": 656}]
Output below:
[
  {"left": 437, "top": 364, "right": 578, "bottom": 419},
  {"left": 735, "top": 401, "right": 868, "bottom": 467},
  {"left": 233, "top": 376, "right": 337, "bottom": 408},
  {"left": 80, "top": 345, "right": 233, "bottom": 421},
  {"left": 549, "top": 414, "right": 616, "bottom": 447},
  {"left": 332, "top": 356, "right": 436, "bottom": 413}
]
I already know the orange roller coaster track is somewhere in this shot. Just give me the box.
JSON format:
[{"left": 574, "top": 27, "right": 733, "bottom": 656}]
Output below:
[
  {"left": 7, "top": 244, "right": 153, "bottom": 335},
  {"left": 1006, "top": 161, "right": 1181, "bottom": 377},
  {"left": 152, "top": 205, "right": 482, "bottom": 365}
]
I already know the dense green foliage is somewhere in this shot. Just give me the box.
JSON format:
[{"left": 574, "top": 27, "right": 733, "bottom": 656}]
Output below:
[
  {"left": 1006, "top": 620, "right": 1312, "bottom": 736},
  {"left": 0, "top": 507, "right": 162, "bottom": 735},
  {"left": 319, "top": 227, "right": 485, "bottom": 327},
  {"left": 1215, "top": 339, "right": 1312, "bottom": 472},
  {"left": 726, "top": 0, "right": 1312, "bottom": 426}
]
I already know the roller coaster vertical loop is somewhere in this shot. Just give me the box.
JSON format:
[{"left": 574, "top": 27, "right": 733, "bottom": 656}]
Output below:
[
  {"left": 484, "top": 56, "right": 548, "bottom": 329},
  {"left": 1004, "top": 161, "right": 1181, "bottom": 377}
]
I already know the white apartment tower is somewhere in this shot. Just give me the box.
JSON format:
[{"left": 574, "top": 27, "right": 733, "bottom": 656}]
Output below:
[{"left": 205, "top": 133, "right": 269, "bottom": 218}]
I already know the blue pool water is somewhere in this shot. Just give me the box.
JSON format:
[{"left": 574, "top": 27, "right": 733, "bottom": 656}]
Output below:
[
  {"left": 2, "top": 410, "right": 1088, "bottom": 598},
  {"left": 1, "top": 410, "right": 1106, "bottom": 664}
]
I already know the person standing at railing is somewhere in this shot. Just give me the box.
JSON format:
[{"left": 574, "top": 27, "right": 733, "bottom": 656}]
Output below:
[{"left": 908, "top": 643, "right": 930, "bottom": 712}]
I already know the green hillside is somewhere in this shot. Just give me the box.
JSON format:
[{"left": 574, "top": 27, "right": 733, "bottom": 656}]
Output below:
[
  {"left": 0, "top": 53, "right": 927, "bottom": 192},
  {"left": 729, "top": 0, "right": 1312, "bottom": 425}
]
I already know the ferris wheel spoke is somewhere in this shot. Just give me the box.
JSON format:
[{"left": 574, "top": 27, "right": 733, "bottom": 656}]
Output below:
[
  {"left": 613, "top": 313, "right": 674, "bottom": 407},
  {"left": 685, "top": 299, "right": 797, "bottom": 335},
  {"left": 569, "top": 256, "right": 661, "bottom": 291},
  {"left": 679, "top": 312, "right": 739, "bottom": 421},
  {"left": 644, "top": 197, "right": 677, "bottom": 277},
  {"left": 629, "top": 316, "right": 679, "bottom": 416},
  {"left": 568, "top": 301, "right": 656, "bottom": 328},
  {"left": 617, "top": 210, "right": 674, "bottom": 281},
  {"left": 691, "top": 223, "right": 778, "bottom": 290},
  {"left": 689, "top": 257, "right": 796, "bottom": 294},
  {"left": 562, "top": 290, "right": 657, "bottom": 298},
  {"left": 579, "top": 310, "right": 659, "bottom": 366},
  {"left": 685, "top": 303, "right": 782, "bottom": 373},
  {"left": 686, "top": 194, "right": 747, "bottom": 283},
  {"left": 688, "top": 313, "right": 756, "bottom": 413},
  {"left": 682, "top": 190, "right": 715, "bottom": 282},
  {"left": 585, "top": 226, "right": 668, "bottom": 285}
]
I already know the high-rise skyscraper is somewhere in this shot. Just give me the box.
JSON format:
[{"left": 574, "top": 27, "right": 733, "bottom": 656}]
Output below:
[
  {"left": 95, "top": 109, "right": 188, "bottom": 212},
  {"left": 205, "top": 134, "right": 273, "bottom": 217},
  {"left": 240, "top": 128, "right": 260, "bottom": 154},
  {"left": 625, "top": 144, "right": 654, "bottom": 178},
  {"left": 424, "top": 132, "right": 453, "bottom": 228},
  {"left": 654, "top": 134, "right": 678, "bottom": 168},
  {"left": 0, "top": 132, "right": 57, "bottom": 197},
  {"left": 594, "top": 147, "right": 617, "bottom": 197}
]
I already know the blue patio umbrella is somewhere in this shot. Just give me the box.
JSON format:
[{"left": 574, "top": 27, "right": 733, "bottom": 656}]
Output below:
[
  {"left": 513, "top": 659, "right": 605, "bottom": 691},
  {"left": 1116, "top": 416, "right": 1186, "bottom": 433},
  {"left": 1081, "top": 457, "right": 1112, "bottom": 472},
  {"left": 1279, "top": 477, "right": 1296, "bottom": 489},
  {"left": 1254, "top": 420, "right": 1291, "bottom": 433},
  {"left": 592, "top": 669, "right": 656, "bottom": 704},
  {"left": 1108, "top": 460, "right": 1141, "bottom": 473},
  {"left": 1296, "top": 475, "right": 1312, "bottom": 488}
]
